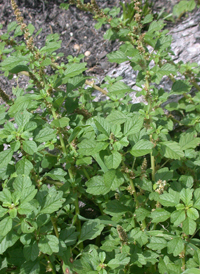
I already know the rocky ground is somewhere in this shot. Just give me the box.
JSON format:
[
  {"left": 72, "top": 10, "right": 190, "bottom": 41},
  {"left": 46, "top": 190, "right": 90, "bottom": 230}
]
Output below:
[{"left": 0, "top": 0, "right": 200, "bottom": 103}]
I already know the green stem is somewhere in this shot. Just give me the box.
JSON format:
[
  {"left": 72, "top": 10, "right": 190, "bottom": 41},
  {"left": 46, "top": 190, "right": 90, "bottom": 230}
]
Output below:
[
  {"left": 150, "top": 135, "right": 155, "bottom": 182},
  {"left": 44, "top": 179, "right": 63, "bottom": 187},
  {"left": 129, "top": 177, "right": 146, "bottom": 230},
  {"left": 83, "top": 167, "right": 90, "bottom": 180},
  {"left": 51, "top": 217, "right": 59, "bottom": 238},
  {"left": 192, "top": 80, "right": 200, "bottom": 91},
  {"left": 51, "top": 107, "right": 67, "bottom": 155},
  {"left": 45, "top": 255, "right": 56, "bottom": 274}
]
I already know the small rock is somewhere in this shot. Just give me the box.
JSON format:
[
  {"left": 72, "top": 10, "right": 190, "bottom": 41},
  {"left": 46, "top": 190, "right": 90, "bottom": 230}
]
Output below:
[{"left": 84, "top": 50, "right": 91, "bottom": 57}]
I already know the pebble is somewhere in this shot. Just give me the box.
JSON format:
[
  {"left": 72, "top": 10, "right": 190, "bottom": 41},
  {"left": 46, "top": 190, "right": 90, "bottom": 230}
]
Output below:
[{"left": 84, "top": 50, "right": 91, "bottom": 57}]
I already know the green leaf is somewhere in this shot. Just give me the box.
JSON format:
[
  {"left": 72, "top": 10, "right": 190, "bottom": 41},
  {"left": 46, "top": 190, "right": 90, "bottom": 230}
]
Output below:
[
  {"left": 104, "top": 169, "right": 124, "bottom": 190},
  {"left": 51, "top": 117, "right": 70, "bottom": 128},
  {"left": 106, "top": 110, "right": 127, "bottom": 125},
  {"left": 78, "top": 139, "right": 97, "bottom": 156},
  {"left": 76, "top": 157, "right": 92, "bottom": 166},
  {"left": 0, "top": 206, "right": 8, "bottom": 218},
  {"left": 63, "top": 62, "right": 87, "bottom": 80},
  {"left": 107, "top": 81, "right": 132, "bottom": 98},
  {"left": 16, "top": 157, "right": 33, "bottom": 175},
  {"left": 135, "top": 208, "right": 150, "bottom": 222},
  {"left": 0, "top": 188, "right": 12, "bottom": 205},
  {"left": 35, "top": 127, "right": 56, "bottom": 142},
  {"left": 0, "top": 149, "right": 13, "bottom": 168},
  {"left": 20, "top": 260, "right": 40, "bottom": 274},
  {"left": 187, "top": 208, "right": 199, "bottom": 220},
  {"left": 18, "top": 202, "right": 36, "bottom": 215},
  {"left": 171, "top": 210, "right": 186, "bottom": 226},
  {"left": 142, "top": 14, "right": 153, "bottom": 24},
  {"left": 15, "top": 110, "right": 32, "bottom": 130},
  {"left": 94, "top": 117, "right": 111, "bottom": 136},
  {"left": 44, "top": 168, "right": 67, "bottom": 182},
  {"left": 130, "top": 139, "right": 154, "bottom": 157},
  {"left": 180, "top": 188, "right": 193, "bottom": 205},
  {"left": 38, "top": 235, "right": 59, "bottom": 255},
  {"left": 8, "top": 95, "right": 36, "bottom": 116},
  {"left": 0, "top": 231, "right": 19, "bottom": 255},
  {"left": 182, "top": 269, "right": 200, "bottom": 274},
  {"left": 79, "top": 220, "right": 104, "bottom": 243},
  {"left": 0, "top": 217, "right": 12, "bottom": 236},
  {"left": 148, "top": 20, "right": 165, "bottom": 33},
  {"left": 167, "top": 237, "right": 184, "bottom": 256},
  {"left": 151, "top": 208, "right": 171, "bottom": 223},
  {"left": 86, "top": 176, "right": 111, "bottom": 195},
  {"left": 179, "top": 132, "right": 200, "bottom": 150},
  {"left": 182, "top": 217, "right": 196, "bottom": 235},
  {"left": 124, "top": 115, "right": 144, "bottom": 136},
  {"left": 107, "top": 50, "right": 128, "bottom": 63},
  {"left": 40, "top": 41, "right": 61, "bottom": 53},
  {"left": 10, "top": 64, "right": 29, "bottom": 74},
  {"left": 107, "top": 253, "right": 130, "bottom": 269},
  {"left": 23, "top": 242, "right": 39, "bottom": 261},
  {"left": 0, "top": 56, "right": 29, "bottom": 71},
  {"left": 21, "top": 219, "right": 36, "bottom": 234},
  {"left": 22, "top": 140, "right": 37, "bottom": 155},
  {"left": 104, "top": 151, "right": 122, "bottom": 169},
  {"left": 171, "top": 80, "right": 191, "bottom": 94},
  {"left": 147, "top": 236, "right": 167, "bottom": 251},
  {"left": 194, "top": 197, "right": 200, "bottom": 210},
  {"left": 159, "top": 191, "right": 180, "bottom": 207},
  {"left": 13, "top": 175, "right": 37, "bottom": 203},
  {"left": 40, "top": 187, "right": 65, "bottom": 214},
  {"left": 155, "top": 167, "right": 173, "bottom": 182},
  {"left": 104, "top": 200, "right": 130, "bottom": 216},
  {"left": 160, "top": 141, "right": 184, "bottom": 159},
  {"left": 60, "top": 226, "right": 79, "bottom": 246}
]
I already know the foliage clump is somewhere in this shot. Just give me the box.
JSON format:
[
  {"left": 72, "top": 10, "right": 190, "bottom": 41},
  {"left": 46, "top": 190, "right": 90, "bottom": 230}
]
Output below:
[{"left": 0, "top": 0, "right": 200, "bottom": 273}]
